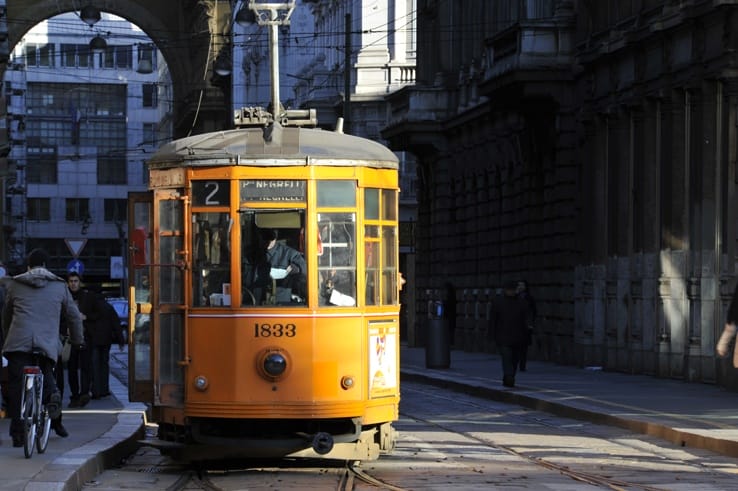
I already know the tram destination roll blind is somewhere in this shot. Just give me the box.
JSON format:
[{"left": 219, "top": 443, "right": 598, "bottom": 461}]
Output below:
[{"left": 240, "top": 180, "right": 306, "bottom": 202}]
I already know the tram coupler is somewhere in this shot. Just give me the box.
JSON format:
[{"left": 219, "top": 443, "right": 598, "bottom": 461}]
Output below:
[{"left": 311, "top": 432, "right": 334, "bottom": 455}]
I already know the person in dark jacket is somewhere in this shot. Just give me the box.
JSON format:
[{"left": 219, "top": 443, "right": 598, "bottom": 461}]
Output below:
[
  {"left": 491, "top": 281, "right": 532, "bottom": 388},
  {"left": 2, "top": 249, "right": 84, "bottom": 446},
  {"left": 90, "top": 296, "right": 125, "bottom": 399},
  {"left": 66, "top": 272, "right": 101, "bottom": 408},
  {"left": 516, "top": 280, "right": 537, "bottom": 372}
]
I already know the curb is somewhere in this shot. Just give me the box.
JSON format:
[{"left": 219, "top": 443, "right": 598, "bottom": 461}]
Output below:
[{"left": 25, "top": 412, "right": 145, "bottom": 491}]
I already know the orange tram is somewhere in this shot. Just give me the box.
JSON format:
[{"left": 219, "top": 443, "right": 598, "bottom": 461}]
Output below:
[{"left": 126, "top": 107, "right": 401, "bottom": 462}]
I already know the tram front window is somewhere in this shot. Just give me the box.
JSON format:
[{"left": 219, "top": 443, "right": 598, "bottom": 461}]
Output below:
[
  {"left": 191, "top": 212, "right": 232, "bottom": 307},
  {"left": 241, "top": 210, "right": 306, "bottom": 306}
]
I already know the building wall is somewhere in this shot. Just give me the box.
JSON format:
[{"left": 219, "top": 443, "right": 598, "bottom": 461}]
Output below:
[
  {"left": 3, "top": 12, "right": 166, "bottom": 283},
  {"left": 385, "top": 0, "right": 738, "bottom": 387}
]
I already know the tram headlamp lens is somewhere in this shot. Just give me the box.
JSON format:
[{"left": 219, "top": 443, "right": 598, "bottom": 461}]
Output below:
[{"left": 264, "top": 353, "right": 287, "bottom": 377}]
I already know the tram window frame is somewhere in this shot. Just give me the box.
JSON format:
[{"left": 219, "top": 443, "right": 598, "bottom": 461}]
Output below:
[
  {"left": 191, "top": 211, "right": 232, "bottom": 307},
  {"left": 364, "top": 188, "right": 399, "bottom": 306},
  {"left": 316, "top": 180, "right": 358, "bottom": 308},
  {"left": 240, "top": 208, "right": 307, "bottom": 307},
  {"left": 317, "top": 212, "right": 357, "bottom": 307}
]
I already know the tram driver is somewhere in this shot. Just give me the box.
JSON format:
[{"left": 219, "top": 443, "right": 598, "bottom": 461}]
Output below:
[{"left": 258, "top": 228, "right": 306, "bottom": 304}]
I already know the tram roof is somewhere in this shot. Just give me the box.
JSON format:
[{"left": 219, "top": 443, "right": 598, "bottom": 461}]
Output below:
[{"left": 147, "top": 125, "right": 399, "bottom": 170}]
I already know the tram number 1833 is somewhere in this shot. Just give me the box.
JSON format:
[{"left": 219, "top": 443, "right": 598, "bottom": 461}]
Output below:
[{"left": 254, "top": 323, "right": 297, "bottom": 338}]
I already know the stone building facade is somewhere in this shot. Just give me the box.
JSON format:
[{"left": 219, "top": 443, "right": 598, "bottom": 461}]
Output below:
[{"left": 383, "top": 0, "right": 738, "bottom": 388}]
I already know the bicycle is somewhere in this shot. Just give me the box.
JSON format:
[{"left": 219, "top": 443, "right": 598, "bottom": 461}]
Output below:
[{"left": 19, "top": 350, "right": 52, "bottom": 458}]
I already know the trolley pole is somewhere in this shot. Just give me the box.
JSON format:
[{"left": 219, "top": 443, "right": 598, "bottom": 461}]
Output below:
[
  {"left": 344, "top": 13, "right": 351, "bottom": 134},
  {"left": 244, "top": 1, "right": 297, "bottom": 120},
  {"left": 269, "top": 15, "right": 281, "bottom": 117}
]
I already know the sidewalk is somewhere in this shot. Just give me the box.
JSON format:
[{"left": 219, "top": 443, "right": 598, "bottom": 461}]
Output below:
[
  {"left": 400, "top": 345, "right": 738, "bottom": 458},
  {"left": 0, "top": 350, "right": 145, "bottom": 491}
]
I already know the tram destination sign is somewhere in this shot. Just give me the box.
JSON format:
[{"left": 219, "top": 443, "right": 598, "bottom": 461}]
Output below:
[{"left": 240, "top": 180, "right": 306, "bottom": 202}]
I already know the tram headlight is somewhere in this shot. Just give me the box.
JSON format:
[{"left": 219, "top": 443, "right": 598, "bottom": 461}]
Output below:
[
  {"left": 194, "top": 375, "right": 209, "bottom": 391},
  {"left": 264, "top": 352, "right": 287, "bottom": 376},
  {"left": 256, "top": 348, "right": 291, "bottom": 382}
]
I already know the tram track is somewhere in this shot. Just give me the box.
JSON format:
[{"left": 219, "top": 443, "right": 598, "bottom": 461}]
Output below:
[
  {"left": 119, "top": 446, "right": 411, "bottom": 491},
  {"left": 401, "top": 383, "right": 731, "bottom": 491}
]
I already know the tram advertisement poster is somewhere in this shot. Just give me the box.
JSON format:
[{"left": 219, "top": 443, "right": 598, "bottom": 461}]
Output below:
[{"left": 368, "top": 323, "right": 398, "bottom": 397}]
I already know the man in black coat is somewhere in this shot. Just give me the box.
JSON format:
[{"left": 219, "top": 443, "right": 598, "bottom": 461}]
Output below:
[{"left": 491, "top": 281, "right": 533, "bottom": 388}]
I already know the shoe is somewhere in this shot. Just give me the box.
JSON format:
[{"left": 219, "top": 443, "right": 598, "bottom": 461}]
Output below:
[
  {"left": 68, "top": 398, "right": 80, "bottom": 408},
  {"left": 78, "top": 394, "right": 91, "bottom": 407},
  {"left": 502, "top": 375, "right": 515, "bottom": 388},
  {"left": 47, "top": 391, "right": 62, "bottom": 419},
  {"left": 52, "top": 421, "right": 69, "bottom": 438},
  {"left": 519, "top": 368, "right": 527, "bottom": 372},
  {"left": 12, "top": 436, "right": 23, "bottom": 448}
]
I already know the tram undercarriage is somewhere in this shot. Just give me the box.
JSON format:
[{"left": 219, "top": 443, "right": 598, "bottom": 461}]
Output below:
[{"left": 145, "top": 418, "right": 397, "bottom": 462}]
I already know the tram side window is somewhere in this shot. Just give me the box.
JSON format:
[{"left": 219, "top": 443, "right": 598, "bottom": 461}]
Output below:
[
  {"left": 240, "top": 210, "right": 306, "bottom": 306},
  {"left": 365, "top": 188, "right": 399, "bottom": 306},
  {"left": 191, "top": 212, "right": 232, "bottom": 307},
  {"left": 318, "top": 212, "right": 357, "bottom": 306}
]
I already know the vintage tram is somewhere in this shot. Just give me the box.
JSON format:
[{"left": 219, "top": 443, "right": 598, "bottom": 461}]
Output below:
[
  {"left": 126, "top": 1, "right": 401, "bottom": 461},
  {"left": 126, "top": 107, "right": 401, "bottom": 461}
]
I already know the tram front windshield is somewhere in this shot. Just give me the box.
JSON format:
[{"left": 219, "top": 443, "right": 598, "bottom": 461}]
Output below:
[{"left": 240, "top": 210, "right": 307, "bottom": 306}]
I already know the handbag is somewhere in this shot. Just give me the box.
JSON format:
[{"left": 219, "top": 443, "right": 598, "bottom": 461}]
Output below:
[{"left": 61, "top": 337, "right": 72, "bottom": 363}]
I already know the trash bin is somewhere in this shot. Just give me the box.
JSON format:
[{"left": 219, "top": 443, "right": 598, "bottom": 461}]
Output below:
[{"left": 426, "top": 301, "right": 450, "bottom": 368}]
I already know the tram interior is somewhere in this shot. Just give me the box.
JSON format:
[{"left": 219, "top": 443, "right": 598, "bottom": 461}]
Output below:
[{"left": 240, "top": 210, "right": 307, "bottom": 306}]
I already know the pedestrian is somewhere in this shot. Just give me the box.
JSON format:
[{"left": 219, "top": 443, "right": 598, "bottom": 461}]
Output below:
[
  {"left": 717, "top": 281, "right": 738, "bottom": 365},
  {"left": 516, "top": 280, "right": 537, "bottom": 372},
  {"left": 1, "top": 248, "right": 84, "bottom": 446},
  {"left": 66, "top": 272, "right": 101, "bottom": 408},
  {"left": 90, "top": 295, "right": 125, "bottom": 399},
  {"left": 491, "top": 280, "right": 532, "bottom": 388},
  {"left": 53, "top": 312, "right": 70, "bottom": 436}
]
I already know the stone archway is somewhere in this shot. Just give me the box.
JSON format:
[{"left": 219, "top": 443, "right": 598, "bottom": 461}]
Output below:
[{"left": 6, "top": 0, "right": 234, "bottom": 137}]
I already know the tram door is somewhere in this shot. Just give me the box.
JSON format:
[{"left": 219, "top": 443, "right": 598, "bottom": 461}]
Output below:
[
  {"left": 152, "top": 189, "right": 187, "bottom": 406},
  {"left": 128, "top": 192, "right": 153, "bottom": 402}
]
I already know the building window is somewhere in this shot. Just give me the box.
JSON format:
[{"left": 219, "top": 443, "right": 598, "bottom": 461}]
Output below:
[
  {"left": 98, "top": 155, "right": 127, "bottom": 185},
  {"left": 142, "top": 83, "right": 157, "bottom": 107},
  {"left": 138, "top": 44, "right": 157, "bottom": 72},
  {"left": 143, "top": 122, "right": 157, "bottom": 145},
  {"left": 104, "top": 199, "right": 127, "bottom": 222},
  {"left": 66, "top": 198, "right": 90, "bottom": 222},
  {"left": 60, "top": 44, "right": 91, "bottom": 68},
  {"left": 26, "top": 146, "right": 57, "bottom": 184},
  {"left": 27, "top": 198, "right": 51, "bottom": 221},
  {"left": 99, "top": 45, "right": 132, "bottom": 69},
  {"left": 24, "top": 43, "right": 54, "bottom": 67}
]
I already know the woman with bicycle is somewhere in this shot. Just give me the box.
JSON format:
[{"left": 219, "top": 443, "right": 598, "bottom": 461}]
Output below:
[{"left": 1, "top": 248, "right": 84, "bottom": 447}]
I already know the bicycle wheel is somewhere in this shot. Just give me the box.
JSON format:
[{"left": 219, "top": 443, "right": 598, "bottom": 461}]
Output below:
[
  {"left": 22, "top": 385, "right": 36, "bottom": 458},
  {"left": 36, "top": 407, "right": 51, "bottom": 454}
]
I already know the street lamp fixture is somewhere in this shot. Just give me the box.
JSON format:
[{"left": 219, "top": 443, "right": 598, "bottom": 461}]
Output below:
[
  {"left": 80, "top": 5, "right": 101, "bottom": 27},
  {"left": 235, "top": 5, "right": 257, "bottom": 27},
  {"left": 89, "top": 34, "right": 107, "bottom": 52},
  {"left": 214, "top": 52, "right": 232, "bottom": 76}
]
